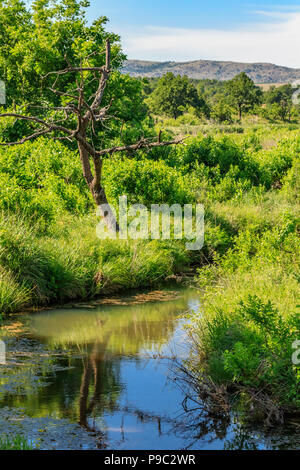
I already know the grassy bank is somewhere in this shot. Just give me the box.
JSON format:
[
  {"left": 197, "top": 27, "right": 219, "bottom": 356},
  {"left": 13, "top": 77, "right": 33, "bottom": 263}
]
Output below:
[
  {"left": 186, "top": 190, "right": 300, "bottom": 422},
  {"left": 0, "top": 213, "right": 192, "bottom": 317},
  {"left": 0, "top": 137, "right": 194, "bottom": 317},
  {"left": 144, "top": 123, "right": 298, "bottom": 421},
  {"left": 0, "top": 435, "right": 32, "bottom": 450},
  {"left": 0, "top": 126, "right": 299, "bottom": 421}
]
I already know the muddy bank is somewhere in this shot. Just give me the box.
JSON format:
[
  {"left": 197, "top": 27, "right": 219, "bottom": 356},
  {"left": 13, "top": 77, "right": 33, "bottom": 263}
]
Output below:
[{"left": 0, "top": 407, "right": 101, "bottom": 450}]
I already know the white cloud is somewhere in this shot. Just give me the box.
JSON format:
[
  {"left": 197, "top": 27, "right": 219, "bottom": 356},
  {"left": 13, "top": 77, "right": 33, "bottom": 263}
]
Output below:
[{"left": 118, "top": 10, "right": 300, "bottom": 67}]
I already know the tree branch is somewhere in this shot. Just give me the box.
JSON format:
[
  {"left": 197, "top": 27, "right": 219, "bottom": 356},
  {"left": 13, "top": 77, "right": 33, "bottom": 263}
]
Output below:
[
  {"left": 44, "top": 66, "right": 105, "bottom": 78},
  {"left": 88, "top": 40, "right": 111, "bottom": 116},
  {"left": 0, "top": 113, "right": 74, "bottom": 137},
  {"left": 96, "top": 137, "right": 187, "bottom": 157},
  {"left": 0, "top": 129, "right": 52, "bottom": 146}
]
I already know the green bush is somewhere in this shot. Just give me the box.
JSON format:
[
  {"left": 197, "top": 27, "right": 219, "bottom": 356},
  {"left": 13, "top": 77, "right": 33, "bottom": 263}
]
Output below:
[
  {"left": 254, "top": 136, "right": 300, "bottom": 188},
  {"left": 0, "top": 139, "right": 93, "bottom": 226},
  {"left": 280, "top": 158, "right": 300, "bottom": 201},
  {"left": 213, "top": 296, "right": 299, "bottom": 407},
  {"left": 103, "top": 156, "right": 194, "bottom": 206},
  {"left": 0, "top": 133, "right": 297, "bottom": 227}
]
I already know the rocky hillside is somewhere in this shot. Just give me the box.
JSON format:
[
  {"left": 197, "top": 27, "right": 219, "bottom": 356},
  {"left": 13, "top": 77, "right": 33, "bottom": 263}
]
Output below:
[{"left": 122, "top": 59, "right": 300, "bottom": 84}]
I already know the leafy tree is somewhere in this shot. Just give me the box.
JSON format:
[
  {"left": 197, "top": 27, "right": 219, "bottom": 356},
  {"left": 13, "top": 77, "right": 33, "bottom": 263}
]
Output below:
[
  {"left": 147, "top": 72, "right": 205, "bottom": 119},
  {"left": 226, "top": 72, "right": 262, "bottom": 119},
  {"left": 211, "top": 99, "right": 233, "bottom": 123},
  {"left": 0, "top": 0, "right": 152, "bottom": 146},
  {"left": 0, "top": 0, "right": 124, "bottom": 106},
  {"left": 140, "top": 77, "right": 157, "bottom": 96},
  {"left": 0, "top": 37, "right": 183, "bottom": 232},
  {"left": 195, "top": 79, "right": 228, "bottom": 104},
  {"left": 265, "top": 84, "right": 293, "bottom": 104},
  {"left": 263, "top": 84, "right": 295, "bottom": 121}
]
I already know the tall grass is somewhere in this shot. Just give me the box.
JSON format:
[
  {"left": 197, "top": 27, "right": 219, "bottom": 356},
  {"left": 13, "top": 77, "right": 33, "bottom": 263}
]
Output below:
[
  {"left": 0, "top": 435, "right": 33, "bottom": 450},
  {"left": 0, "top": 213, "right": 191, "bottom": 316},
  {"left": 188, "top": 190, "right": 300, "bottom": 420}
]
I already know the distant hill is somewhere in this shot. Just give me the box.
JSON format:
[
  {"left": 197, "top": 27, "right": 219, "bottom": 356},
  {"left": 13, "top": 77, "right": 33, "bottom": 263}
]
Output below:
[{"left": 122, "top": 59, "right": 300, "bottom": 84}]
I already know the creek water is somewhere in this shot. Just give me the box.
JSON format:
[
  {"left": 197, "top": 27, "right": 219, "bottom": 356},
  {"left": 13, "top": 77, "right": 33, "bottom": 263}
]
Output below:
[{"left": 0, "top": 287, "right": 298, "bottom": 450}]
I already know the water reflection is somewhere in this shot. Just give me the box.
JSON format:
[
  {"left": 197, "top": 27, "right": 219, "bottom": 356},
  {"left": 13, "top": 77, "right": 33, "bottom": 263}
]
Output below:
[
  {"left": 24, "top": 288, "right": 206, "bottom": 449},
  {"left": 0, "top": 287, "right": 299, "bottom": 449}
]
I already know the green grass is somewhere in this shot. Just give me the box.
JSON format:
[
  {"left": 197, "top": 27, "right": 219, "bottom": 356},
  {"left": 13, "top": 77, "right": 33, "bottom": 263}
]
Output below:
[
  {"left": 0, "top": 435, "right": 33, "bottom": 450},
  {"left": 187, "top": 190, "right": 300, "bottom": 421},
  {"left": 155, "top": 113, "right": 300, "bottom": 146},
  {"left": 0, "top": 212, "right": 192, "bottom": 316},
  {"left": 0, "top": 124, "right": 299, "bottom": 422}
]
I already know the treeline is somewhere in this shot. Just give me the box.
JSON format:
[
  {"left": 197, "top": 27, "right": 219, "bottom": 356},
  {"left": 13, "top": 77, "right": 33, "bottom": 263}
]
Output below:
[{"left": 139, "top": 73, "right": 300, "bottom": 123}]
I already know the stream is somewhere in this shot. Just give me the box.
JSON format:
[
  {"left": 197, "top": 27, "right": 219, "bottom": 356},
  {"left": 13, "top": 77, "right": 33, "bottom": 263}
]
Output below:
[{"left": 0, "top": 286, "right": 299, "bottom": 450}]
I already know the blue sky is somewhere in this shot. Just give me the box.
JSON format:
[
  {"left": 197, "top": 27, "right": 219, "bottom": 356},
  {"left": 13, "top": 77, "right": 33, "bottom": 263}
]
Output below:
[
  {"left": 86, "top": 1, "right": 300, "bottom": 31},
  {"left": 85, "top": 1, "right": 300, "bottom": 66}
]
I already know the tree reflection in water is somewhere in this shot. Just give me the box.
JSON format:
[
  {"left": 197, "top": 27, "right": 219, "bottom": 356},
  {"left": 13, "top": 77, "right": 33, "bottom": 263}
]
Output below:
[
  {"left": 2, "top": 288, "right": 298, "bottom": 449},
  {"left": 28, "top": 290, "right": 192, "bottom": 446}
]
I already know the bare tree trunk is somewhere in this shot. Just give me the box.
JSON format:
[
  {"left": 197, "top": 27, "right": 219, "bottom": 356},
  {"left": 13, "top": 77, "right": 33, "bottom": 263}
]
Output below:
[
  {"left": 238, "top": 104, "right": 242, "bottom": 120},
  {"left": 78, "top": 140, "right": 120, "bottom": 233},
  {"left": 93, "top": 185, "right": 120, "bottom": 233},
  {"left": 78, "top": 141, "right": 94, "bottom": 186}
]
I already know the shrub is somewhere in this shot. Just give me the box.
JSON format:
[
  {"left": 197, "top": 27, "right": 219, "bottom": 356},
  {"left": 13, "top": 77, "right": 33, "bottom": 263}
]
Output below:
[
  {"left": 103, "top": 156, "right": 194, "bottom": 206},
  {"left": 0, "top": 139, "right": 92, "bottom": 226}
]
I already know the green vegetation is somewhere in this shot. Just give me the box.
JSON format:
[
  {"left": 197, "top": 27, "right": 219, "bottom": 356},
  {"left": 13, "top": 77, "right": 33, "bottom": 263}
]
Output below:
[
  {"left": 0, "top": 0, "right": 299, "bottom": 424},
  {"left": 146, "top": 72, "right": 209, "bottom": 119},
  {"left": 0, "top": 435, "right": 33, "bottom": 450},
  {"left": 143, "top": 74, "right": 299, "bottom": 125},
  {"left": 225, "top": 72, "right": 262, "bottom": 119},
  {"left": 187, "top": 188, "right": 299, "bottom": 421},
  {"left": 0, "top": 0, "right": 124, "bottom": 107},
  {"left": 262, "top": 84, "right": 297, "bottom": 122},
  {"left": 0, "top": 211, "right": 191, "bottom": 315}
]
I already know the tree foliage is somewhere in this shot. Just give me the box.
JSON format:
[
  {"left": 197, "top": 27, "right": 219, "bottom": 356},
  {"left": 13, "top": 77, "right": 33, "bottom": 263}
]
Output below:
[
  {"left": 262, "top": 84, "right": 296, "bottom": 122},
  {"left": 226, "top": 72, "right": 262, "bottom": 119},
  {"left": 0, "top": 3, "right": 184, "bottom": 233},
  {"left": 0, "top": 0, "right": 124, "bottom": 106},
  {"left": 0, "top": 0, "right": 153, "bottom": 147},
  {"left": 147, "top": 72, "right": 208, "bottom": 119}
]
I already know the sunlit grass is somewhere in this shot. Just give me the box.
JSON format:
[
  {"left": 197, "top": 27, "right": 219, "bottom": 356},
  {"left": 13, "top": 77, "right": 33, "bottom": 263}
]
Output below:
[{"left": 0, "top": 435, "right": 33, "bottom": 450}]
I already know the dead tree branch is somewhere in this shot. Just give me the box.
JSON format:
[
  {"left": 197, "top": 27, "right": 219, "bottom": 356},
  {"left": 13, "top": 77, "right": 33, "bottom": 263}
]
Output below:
[
  {"left": 96, "top": 136, "right": 186, "bottom": 156},
  {"left": 0, "top": 39, "right": 184, "bottom": 232}
]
